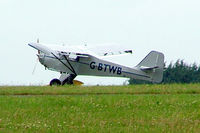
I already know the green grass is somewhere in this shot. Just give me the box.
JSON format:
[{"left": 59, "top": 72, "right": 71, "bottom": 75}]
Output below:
[{"left": 0, "top": 84, "right": 200, "bottom": 132}]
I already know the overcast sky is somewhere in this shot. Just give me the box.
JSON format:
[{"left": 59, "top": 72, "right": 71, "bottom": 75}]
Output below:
[{"left": 1, "top": 0, "right": 200, "bottom": 85}]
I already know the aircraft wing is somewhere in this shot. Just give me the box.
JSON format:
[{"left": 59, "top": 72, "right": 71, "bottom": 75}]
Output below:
[
  {"left": 86, "top": 43, "right": 133, "bottom": 56},
  {"left": 47, "top": 43, "right": 133, "bottom": 57},
  {"left": 28, "top": 43, "right": 52, "bottom": 55},
  {"left": 59, "top": 51, "right": 90, "bottom": 60}
]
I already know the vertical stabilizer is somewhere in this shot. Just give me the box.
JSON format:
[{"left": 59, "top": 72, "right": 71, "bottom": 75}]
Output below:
[{"left": 137, "top": 51, "right": 164, "bottom": 83}]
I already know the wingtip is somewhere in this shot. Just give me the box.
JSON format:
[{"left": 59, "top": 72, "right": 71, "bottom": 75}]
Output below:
[
  {"left": 28, "top": 43, "right": 32, "bottom": 47},
  {"left": 28, "top": 43, "right": 36, "bottom": 49}
]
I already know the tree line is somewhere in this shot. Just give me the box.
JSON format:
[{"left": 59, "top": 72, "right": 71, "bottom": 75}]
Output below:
[{"left": 129, "top": 60, "right": 200, "bottom": 84}]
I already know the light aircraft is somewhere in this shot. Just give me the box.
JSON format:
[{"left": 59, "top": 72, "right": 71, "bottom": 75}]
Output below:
[{"left": 28, "top": 41, "right": 164, "bottom": 86}]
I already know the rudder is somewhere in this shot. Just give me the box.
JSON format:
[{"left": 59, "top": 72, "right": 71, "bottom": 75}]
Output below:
[{"left": 137, "top": 51, "right": 164, "bottom": 83}]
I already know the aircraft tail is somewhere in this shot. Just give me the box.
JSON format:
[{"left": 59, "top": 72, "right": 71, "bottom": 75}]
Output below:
[{"left": 136, "top": 51, "right": 164, "bottom": 83}]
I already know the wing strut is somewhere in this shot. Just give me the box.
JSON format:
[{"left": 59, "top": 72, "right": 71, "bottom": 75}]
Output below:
[
  {"left": 63, "top": 55, "right": 77, "bottom": 76},
  {"left": 51, "top": 53, "right": 77, "bottom": 76}
]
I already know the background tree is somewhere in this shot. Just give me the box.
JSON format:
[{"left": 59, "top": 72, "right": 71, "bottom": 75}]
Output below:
[{"left": 129, "top": 60, "right": 200, "bottom": 84}]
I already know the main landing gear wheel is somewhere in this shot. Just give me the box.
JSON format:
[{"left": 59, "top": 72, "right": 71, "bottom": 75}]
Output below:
[
  {"left": 50, "top": 79, "right": 61, "bottom": 86},
  {"left": 49, "top": 74, "right": 76, "bottom": 86}
]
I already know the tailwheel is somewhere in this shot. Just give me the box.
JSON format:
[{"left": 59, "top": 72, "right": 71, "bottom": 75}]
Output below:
[{"left": 50, "top": 79, "right": 61, "bottom": 86}]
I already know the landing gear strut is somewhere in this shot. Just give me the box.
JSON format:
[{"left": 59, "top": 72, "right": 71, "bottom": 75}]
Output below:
[
  {"left": 49, "top": 53, "right": 78, "bottom": 86},
  {"left": 49, "top": 73, "right": 76, "bottom": 86},
  {"left": 62, "top": 74, "right": 76, "bottom": 85}
]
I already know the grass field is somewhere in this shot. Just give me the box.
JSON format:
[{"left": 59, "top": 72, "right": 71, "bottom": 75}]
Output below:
[{"left": 0, "top": 84, "right": 200, "bottom": 132}]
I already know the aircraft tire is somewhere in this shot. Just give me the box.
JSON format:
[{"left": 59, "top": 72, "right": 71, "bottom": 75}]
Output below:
[{"left": 50, "top": 79, "right": 61, "bottom": 86}]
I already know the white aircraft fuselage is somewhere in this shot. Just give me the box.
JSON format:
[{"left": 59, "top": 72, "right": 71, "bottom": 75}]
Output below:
[{"left": 29, "top": 42, "right": 164, "bottom": 85}]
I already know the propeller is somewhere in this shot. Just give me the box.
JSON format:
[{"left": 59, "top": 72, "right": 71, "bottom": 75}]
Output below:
[
  {"left": 31, "top": 38, "right": 41, "bottom": 75},
  {"left": 32, "top": 57, "right": 39, "bottom": 75}
]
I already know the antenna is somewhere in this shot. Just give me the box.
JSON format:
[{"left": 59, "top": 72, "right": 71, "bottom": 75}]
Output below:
[{"left": 37, "top": 38, "right": 39, "bottom": 43}]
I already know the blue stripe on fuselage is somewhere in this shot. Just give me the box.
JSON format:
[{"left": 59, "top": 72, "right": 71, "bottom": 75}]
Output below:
[{"left": 122, "top": 71, "right": 150, "bottom": 78}]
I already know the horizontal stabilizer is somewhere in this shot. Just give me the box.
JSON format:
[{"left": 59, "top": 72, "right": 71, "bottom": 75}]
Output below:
[{"left": 140, "top": 66, "right": 159, "bottom": 71}]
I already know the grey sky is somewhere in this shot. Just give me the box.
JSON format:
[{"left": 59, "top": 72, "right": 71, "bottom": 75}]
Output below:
[{"left": 1, "top": 0, "right": 200, "bottom": 85}]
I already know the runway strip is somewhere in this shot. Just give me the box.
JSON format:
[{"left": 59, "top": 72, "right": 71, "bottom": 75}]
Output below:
[{"left": 0, "top": 92, "right": 199, "bottom": 96}]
